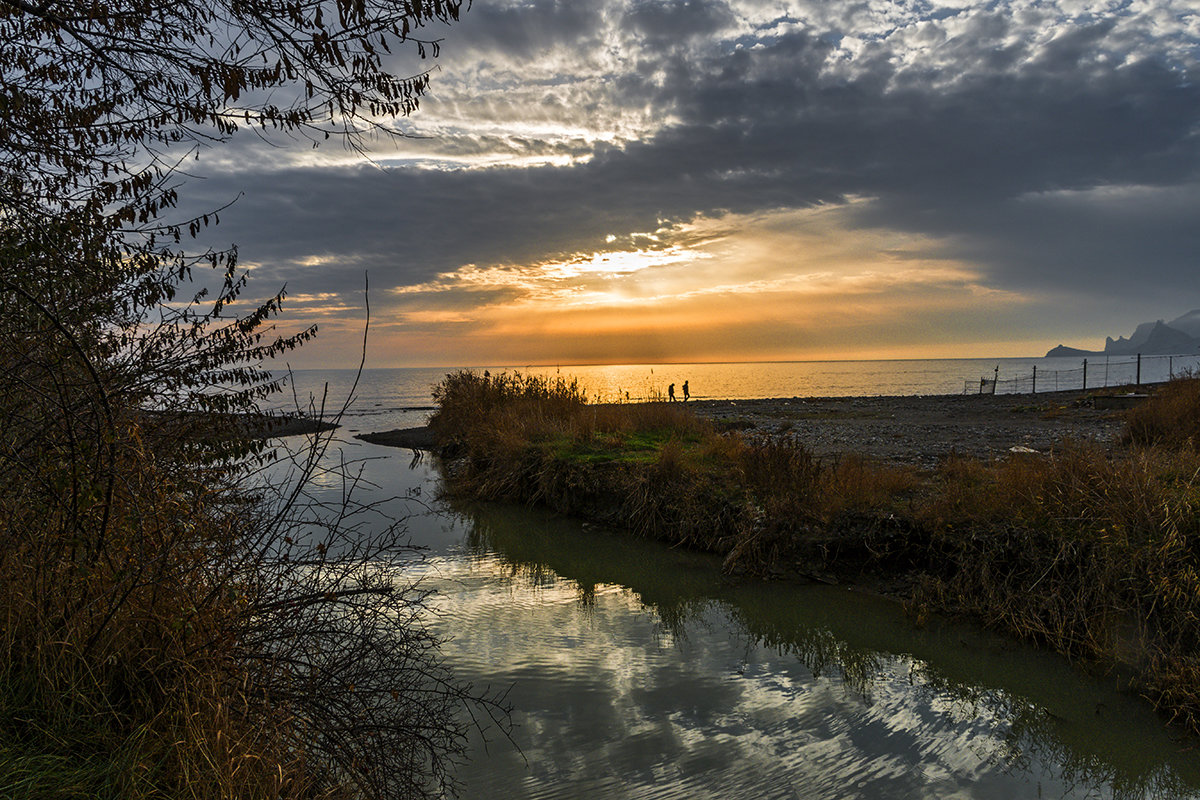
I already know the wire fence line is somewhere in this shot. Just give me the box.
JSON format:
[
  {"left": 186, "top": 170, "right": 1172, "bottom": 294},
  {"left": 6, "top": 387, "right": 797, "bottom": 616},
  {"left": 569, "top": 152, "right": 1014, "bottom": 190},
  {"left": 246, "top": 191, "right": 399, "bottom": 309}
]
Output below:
[{"left": 966, "top": 353, "right": 1200, "bottom": 395}]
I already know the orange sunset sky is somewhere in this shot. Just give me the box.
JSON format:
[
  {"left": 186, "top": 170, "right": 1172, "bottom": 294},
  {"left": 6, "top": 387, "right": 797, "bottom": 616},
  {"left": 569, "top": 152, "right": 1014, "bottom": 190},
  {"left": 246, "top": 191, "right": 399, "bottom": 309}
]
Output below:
[{"left": 181, "top": 0, "right": 1200, "bottom": 368}]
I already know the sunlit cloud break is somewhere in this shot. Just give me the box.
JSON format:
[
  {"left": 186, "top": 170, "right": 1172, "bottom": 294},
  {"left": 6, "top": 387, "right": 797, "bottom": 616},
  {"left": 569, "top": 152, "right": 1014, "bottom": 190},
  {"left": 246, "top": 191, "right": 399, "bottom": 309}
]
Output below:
[{"left": 179, "top": 0, "right": 1200, "bottom": 367}]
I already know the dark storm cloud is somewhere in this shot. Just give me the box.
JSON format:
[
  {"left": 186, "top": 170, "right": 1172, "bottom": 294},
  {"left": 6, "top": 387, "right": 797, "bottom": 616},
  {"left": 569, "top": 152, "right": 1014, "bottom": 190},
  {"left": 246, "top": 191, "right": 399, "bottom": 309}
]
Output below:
[
  {"left": 658, "top": 18, "right": 1198, "bottom": 203},
  {"left": 190, "top": 1, "right": 1200, "bottom": 306},
  {"left": 623, "top": 0, "right": 736, "bottom": 43},
  {"left": 436, "top": 0, "right": 606, "bottom": 59},
  {"left": 853, "top": 184, "right": 1200, "bottom": 304}
]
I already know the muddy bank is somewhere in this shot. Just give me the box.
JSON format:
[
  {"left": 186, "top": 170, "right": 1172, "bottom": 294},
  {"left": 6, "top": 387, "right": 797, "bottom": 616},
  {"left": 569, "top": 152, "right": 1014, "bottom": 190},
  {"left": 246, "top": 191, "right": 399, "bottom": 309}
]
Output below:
[
  {"left": 236, "top": 413, "right": 339, "bottom": 437},
  {"left": 141, "top": 410, "right": 339, "bottom": 438},
  {"left": 356, "top": 426, "right": 437, "bottom": 450}
]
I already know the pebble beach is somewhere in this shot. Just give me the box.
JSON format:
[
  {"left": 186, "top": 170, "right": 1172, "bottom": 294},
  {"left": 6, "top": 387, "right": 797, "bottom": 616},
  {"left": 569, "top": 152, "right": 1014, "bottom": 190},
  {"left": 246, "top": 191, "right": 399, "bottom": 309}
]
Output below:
[{"left": 360, "top": 387, "right": 1135, "bottom": 468}]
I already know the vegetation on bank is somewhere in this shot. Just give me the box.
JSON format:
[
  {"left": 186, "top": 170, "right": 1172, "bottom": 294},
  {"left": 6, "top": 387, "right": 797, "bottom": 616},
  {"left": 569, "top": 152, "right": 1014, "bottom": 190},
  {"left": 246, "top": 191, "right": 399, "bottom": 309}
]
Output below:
[
  {"left": 1, "top": 0, "right": 488, "bottom": 795},
  {"left": 430, "top": 369, "right": 1200, "bottom": 736},
  {"left": 429, "top": 370, "right": 918, "bottom": 565},
  {"left": 0, "top": 269, "right": 500, "bottom": 798}
]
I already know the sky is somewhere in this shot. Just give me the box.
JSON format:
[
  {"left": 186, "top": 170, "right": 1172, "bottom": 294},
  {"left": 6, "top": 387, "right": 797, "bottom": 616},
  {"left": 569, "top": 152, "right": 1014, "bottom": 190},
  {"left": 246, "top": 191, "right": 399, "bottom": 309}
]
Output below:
[{"left": 184, "top": 0, "right": 1200, "bottom": 368}]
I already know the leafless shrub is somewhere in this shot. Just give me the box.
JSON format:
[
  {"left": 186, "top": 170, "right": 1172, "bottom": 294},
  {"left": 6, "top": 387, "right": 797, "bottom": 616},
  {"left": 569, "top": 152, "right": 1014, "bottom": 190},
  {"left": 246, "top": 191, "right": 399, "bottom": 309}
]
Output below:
[{"left": 0, "top": 264, "right": 508, "bottom": 798}]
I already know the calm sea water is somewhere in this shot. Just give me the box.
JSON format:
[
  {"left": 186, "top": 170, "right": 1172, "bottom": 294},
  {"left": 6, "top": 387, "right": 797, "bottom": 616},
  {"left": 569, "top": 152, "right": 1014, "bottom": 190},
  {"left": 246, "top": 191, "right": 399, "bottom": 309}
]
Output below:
[{"left": 275, "top": 353, "right": 1200, "bottom": 434}]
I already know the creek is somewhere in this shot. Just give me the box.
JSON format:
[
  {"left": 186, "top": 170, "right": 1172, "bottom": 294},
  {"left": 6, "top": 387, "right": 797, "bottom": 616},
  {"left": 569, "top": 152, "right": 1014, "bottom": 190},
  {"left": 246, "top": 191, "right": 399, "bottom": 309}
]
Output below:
[{"left": 291, "top": 428, "right": 1200, "bottom": 800}]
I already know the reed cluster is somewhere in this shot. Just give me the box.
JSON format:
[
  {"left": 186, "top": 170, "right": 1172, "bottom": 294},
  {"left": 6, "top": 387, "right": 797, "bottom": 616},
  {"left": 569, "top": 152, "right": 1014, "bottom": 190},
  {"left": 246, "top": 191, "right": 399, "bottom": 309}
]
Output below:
[
  {"left": 431, "top": 370, "right": 1200, "bottom": 735},
  {"left": 1125, "top": 374, "right": 1200, "bottom": 450},
  {"left": 429, "top": 370, "right": 918, "bottom": 575}
]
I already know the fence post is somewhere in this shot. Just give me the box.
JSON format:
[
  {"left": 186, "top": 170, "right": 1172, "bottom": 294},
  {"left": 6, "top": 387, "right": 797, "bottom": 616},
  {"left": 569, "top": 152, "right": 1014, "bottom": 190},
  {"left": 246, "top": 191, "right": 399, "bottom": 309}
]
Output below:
[
  {"left": 1031, "top": 365, "right": 1037, "bottom": 394},
  {"left": 1082, "top": 358, "right": 1087, "bottom": 391},
  {"left": 993, "top": 365, "right": 999, "bottom": 395},
  {"left": 1137, "top": 353, "right": 1142, "bottom": 385}
]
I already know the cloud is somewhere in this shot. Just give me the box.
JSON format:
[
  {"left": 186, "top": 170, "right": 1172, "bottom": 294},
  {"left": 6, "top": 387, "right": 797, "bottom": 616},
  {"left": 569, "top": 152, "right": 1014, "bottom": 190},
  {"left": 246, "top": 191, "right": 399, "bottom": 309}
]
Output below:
[
  {"left": 624, "top": 0, "right": 737, "bottom": 43},
  {"left": 178, "top": 0, "right": 1200, "bottom": 364}
]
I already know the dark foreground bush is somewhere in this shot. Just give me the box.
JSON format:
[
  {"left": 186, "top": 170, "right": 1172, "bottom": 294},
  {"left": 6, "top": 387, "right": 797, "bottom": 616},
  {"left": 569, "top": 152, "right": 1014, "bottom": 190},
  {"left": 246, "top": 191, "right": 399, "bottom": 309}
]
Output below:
[
  {"left": 2, "top": 0, "right": 491, "bottom": 789},
  {"left": 1, "top": 407, "right": 504, "bottom": 800},
  {"left": 0, "top": 271, "right": 505, "bottom": 799}
]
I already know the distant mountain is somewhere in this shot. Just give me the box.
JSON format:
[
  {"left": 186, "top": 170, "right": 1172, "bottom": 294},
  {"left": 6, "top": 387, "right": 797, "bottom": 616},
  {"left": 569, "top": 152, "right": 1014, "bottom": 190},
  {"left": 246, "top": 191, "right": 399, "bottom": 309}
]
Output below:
[
  {"left": 1045, "top": 311, "right": 1200, "bottom": 358},
  {"left": 1045, "top": 344, "right": 1098, "bottom": 358},
  {"left": 1167, "top": 309, "right": 1200, "bottom": 339},
  {"left": 1105, "top": 320, "right": 1197, "bottom": 356}
]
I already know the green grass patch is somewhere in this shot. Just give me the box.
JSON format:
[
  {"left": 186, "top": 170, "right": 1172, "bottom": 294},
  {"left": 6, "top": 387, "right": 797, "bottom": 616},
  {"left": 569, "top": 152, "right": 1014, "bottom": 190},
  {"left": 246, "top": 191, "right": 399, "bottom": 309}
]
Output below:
[{"left": 539, "top": 428, "right": 703, "bottom": 464}]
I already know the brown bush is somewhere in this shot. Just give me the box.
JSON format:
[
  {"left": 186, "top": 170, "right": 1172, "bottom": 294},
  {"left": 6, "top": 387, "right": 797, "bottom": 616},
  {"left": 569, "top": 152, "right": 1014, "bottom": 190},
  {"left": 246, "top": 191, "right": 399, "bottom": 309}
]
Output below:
[{"left": 1125, "top": 375, "right": 1200, "bottom": 450}]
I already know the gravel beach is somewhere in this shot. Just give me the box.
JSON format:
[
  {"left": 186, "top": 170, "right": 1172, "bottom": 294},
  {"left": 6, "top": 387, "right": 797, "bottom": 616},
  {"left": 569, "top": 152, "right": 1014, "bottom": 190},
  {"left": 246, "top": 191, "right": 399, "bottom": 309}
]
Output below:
[
  {"left": 360, "top": 387, "right": 1137, "bottom": 468},
  {"left": 686, "top": 389, "right": 1129, "bottom": 468}
]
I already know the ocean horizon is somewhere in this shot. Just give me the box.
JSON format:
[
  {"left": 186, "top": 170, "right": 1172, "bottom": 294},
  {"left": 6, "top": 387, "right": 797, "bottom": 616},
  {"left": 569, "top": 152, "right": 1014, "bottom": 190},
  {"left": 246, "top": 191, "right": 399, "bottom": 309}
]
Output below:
[{"left": 270, "top": 352, "right": 1199, "bottom": 434}]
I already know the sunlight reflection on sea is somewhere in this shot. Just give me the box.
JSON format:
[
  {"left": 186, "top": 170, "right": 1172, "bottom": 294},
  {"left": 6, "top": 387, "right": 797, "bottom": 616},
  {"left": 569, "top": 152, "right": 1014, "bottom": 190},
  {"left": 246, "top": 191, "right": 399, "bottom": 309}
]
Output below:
[{"left": 274, "top": 354, "right": 1200, "bottom": 434}]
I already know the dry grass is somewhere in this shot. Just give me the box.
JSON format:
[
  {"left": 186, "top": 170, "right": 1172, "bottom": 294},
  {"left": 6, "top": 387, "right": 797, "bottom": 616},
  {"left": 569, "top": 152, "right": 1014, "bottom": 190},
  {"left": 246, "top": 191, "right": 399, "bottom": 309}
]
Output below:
[
  {"left": 821, "top": 454, "right": 920, "bottom": 517},
  {"left": 1125, "top": 375, "right": 1200, "bottom": 450},
  {"left": 2, "top": 393, "right": 499, "bottom": 798},
  {"left": 429, "top": 369, "right": 706, "bottom": 456},
  {"left": 910, "top": 436, "right": 1200, "bottom": 730}
]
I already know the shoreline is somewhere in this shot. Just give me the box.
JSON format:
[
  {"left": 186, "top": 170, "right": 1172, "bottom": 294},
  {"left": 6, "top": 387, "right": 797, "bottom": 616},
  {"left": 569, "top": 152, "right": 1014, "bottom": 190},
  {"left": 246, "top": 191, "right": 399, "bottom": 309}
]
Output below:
[
  {"left": 359, "top": 386, "right": 1137, "bottom": 466},
  {"left": 141, "top": 410, "right": 340, "bottom": 439},
  {"left": 682, "top": 387, "right": 1129, "bottom": 467},
  {"left": 356, "top": 426, "right": 436, "bottom": 450}
]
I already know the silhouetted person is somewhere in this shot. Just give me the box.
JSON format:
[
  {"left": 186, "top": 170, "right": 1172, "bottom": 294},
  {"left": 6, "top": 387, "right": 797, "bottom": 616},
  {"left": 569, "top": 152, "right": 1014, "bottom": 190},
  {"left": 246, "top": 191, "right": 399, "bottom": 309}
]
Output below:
[
  {"left": 668, "top": 383, "right": 675, "bottom": 402},
  {"left": 682, "top": 380, "right": 689, "bottom": 401}
]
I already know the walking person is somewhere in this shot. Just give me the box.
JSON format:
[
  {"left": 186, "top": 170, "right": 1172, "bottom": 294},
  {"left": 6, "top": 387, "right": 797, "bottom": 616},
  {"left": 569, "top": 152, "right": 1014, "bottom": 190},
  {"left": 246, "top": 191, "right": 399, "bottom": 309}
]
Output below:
[
  {"left": 668, "top": 383, "right": 675, "bottom": 402},
  {"left": 682, "top": 380, "right": 689, "bottom": 402}
]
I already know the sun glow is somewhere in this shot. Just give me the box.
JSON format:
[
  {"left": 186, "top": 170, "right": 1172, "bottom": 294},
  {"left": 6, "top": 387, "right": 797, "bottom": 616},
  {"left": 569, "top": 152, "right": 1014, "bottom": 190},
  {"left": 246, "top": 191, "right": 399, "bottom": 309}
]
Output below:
[{"left": 337, "top": 204, "right": 1047, "bottom": 367}]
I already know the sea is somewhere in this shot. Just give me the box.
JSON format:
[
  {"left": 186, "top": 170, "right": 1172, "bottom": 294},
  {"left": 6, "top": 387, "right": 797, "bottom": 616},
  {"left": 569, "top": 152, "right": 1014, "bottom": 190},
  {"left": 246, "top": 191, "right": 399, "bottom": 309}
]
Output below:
[{"left": 273, "top": 353, "right": 1200, "bottom": 433}]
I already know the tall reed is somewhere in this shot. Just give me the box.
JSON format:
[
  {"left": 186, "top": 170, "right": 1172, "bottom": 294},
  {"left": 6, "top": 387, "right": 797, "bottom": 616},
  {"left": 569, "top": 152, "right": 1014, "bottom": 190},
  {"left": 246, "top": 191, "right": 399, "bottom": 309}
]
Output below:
[{"left": 429, "top": 371, "right": 914, "bottom": 577}]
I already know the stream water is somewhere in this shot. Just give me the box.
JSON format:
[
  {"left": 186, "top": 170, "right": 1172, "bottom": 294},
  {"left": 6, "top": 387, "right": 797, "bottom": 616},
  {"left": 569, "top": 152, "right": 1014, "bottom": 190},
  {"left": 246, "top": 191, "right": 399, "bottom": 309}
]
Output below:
[
  {"left": 268, "top": 365, "right": 1200, "bottom": 799},
  {"left": 278, "top": 428, "right": 1200, "bottom": 800}
]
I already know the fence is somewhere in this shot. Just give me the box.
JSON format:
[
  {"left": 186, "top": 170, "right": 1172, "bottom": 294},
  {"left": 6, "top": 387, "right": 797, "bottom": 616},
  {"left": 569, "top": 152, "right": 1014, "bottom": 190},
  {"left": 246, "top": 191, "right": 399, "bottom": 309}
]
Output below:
[{"left": 964, "top": 353, "right": 1200, "bottom": 395}]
